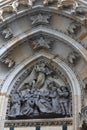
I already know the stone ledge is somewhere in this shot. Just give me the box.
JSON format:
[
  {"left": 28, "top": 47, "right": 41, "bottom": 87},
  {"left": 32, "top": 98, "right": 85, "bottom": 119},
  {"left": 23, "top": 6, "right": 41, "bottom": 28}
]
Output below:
[{"left": 5, "top": 118, "right": 73, "bottom": 127}]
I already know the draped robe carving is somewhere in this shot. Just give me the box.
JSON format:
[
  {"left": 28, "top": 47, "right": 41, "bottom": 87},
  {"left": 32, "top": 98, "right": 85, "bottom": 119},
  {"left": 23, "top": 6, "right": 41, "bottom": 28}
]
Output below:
[{"left": 8, "top": 63, "right": 71, "bottom": 119}]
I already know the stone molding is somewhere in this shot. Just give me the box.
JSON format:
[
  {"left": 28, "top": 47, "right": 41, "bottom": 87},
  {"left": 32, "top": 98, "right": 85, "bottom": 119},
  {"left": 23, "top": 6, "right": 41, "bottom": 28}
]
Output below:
[
  {"left": 0, "top": 52, "right": 81, "bottom": 130},
  {"left": 5, "top": 118, "right": 73, "bottom": 127},
  {"left": 0, "top": 26, "right": 87, "bottom": 62},
  {"left": 0, "top": 1, "right": 87, "bottom": 26}
]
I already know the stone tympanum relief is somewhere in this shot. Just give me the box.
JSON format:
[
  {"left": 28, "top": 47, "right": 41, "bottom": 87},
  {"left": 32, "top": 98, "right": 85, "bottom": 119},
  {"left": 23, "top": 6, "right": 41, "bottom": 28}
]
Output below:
[{"left": 8, "top": 63, "right": 71, "bottom": 119}]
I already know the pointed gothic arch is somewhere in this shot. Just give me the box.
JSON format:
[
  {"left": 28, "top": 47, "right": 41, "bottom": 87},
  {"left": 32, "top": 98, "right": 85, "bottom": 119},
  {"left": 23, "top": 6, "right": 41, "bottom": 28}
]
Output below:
[
  {"left": 0, "top": 1, "right": 87, "bottom": 130},
  {"left": 0, "top": 52, "right": 81, "bottom": 130}
]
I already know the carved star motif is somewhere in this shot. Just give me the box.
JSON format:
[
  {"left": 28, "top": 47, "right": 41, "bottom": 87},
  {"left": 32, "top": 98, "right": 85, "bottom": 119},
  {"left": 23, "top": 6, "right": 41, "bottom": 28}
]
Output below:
[
  {"left": 31, "top": 37, "right": 52, "bottom": 50},
  {"left": 31, "top": 13, "right": 51, "bottom": 25}
]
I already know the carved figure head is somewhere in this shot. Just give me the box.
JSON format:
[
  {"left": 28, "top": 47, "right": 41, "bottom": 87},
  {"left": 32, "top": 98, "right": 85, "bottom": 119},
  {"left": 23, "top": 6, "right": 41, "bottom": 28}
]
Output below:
[
  {"left": 35, "top": 63, "right": 46, "bottom": 73},
  {"left": 48, "top": 82, "right": 57, "bottom": 91}
]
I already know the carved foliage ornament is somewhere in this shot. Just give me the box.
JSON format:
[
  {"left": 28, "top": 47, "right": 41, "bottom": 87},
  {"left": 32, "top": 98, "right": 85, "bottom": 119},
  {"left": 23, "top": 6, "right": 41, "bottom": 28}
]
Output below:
[
  {"left": 8, "top": 63, "right": 72, "bottom": 119},
  {"left": 43, "top": 0, "right": 78, "bottom": 9},
  {"left": 0, "top": 0, "right": 80, "bottom": 22},
  {"left": 0, "top": 0, "right": 35, "bottom": 21},
  {"left": 67, "top": 22, "right": 81, "bottom": 36},
  {"left": 30, "top": 13, "right": 52, "bottom": 26},
  {"left": 67, "top": 51, "right": 80, "bottom": 65},
  {"left": 30, "top": 36, "right": 53, "bottom": 50},
  {"left": 0, "top": 27, "right": 13, "bottom": 40},
  {"left": 0, "top": 0, "right": 87, "bottom": 24},
  {"left": 2, "top": 57, "right": 15, "bottom": 68}
]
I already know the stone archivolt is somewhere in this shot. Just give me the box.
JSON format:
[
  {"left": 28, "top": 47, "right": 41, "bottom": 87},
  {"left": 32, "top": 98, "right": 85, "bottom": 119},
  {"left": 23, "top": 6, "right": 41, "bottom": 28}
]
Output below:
[
  {"left": 0, "top": 52, "right": 81, "bottom": 130},
  {"left": 0, "top": 0, "right": 86, "bottom": 22},
  {"left": 0, "top": 0, "right": 87, "bottom": 130}
]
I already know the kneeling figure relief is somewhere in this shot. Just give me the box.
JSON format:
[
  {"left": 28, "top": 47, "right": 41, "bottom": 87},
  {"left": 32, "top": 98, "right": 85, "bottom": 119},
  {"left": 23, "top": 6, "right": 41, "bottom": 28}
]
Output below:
[{"left": 8, "top": 63, "right": 71, "bottom": 119}]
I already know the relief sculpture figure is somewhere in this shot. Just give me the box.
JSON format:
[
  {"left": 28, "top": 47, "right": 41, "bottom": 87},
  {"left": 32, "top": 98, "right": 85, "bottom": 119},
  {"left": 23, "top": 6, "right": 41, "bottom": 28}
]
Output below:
[
  {"left": 35, "top": 90, "right": 52, "bottom": 113},
  {"left": 21, "top": 88, "right": 34, "bottom": 116},
  {"left": 8, "top": 63, "right": 71, "bottom": 119},
  {"left": 8, "top": 90, "right": 21, "bottom": 118},
  {"left": 34, "top": 63, "right": 46, "bottom": 89},
  {"left": 48, "top": 83, "right": 61, "bottom": 114},
  {"left": 58, "top": 86, "right": 70, "bottom": 116}
]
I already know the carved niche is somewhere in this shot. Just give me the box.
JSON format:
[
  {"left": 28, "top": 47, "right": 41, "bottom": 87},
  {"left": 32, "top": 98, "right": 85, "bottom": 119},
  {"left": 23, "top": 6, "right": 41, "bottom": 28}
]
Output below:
[{"left": 7, "top": 62, "right": 72, "bottom": 120}]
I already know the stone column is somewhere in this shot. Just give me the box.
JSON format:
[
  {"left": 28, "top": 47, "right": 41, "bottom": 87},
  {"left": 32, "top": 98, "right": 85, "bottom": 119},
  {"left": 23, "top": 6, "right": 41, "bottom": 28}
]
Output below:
[{"left": 0, "top": 93, "right": 9, "bottom": 130}]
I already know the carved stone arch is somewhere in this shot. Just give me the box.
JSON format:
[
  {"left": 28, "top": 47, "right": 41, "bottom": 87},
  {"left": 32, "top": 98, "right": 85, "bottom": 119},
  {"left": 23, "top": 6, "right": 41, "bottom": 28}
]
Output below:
[
  {"left": 0, "top": 1, "right": 87, "bottom": 130},
  {"left": 0, "top": 52, "right": 81, "bottom": 130},
  {"left": 0, "top": 27, "right": 87, "bottom": 62}
]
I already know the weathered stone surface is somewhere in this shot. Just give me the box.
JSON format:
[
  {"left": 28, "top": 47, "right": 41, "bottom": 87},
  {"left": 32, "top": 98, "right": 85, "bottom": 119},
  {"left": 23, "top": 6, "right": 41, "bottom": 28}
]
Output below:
[
  {"left": 0, "top": 0, "right": 87, "bottom": 130},
  {"left": 8, "top": 63, "right": 71, "bottom": 119}
]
